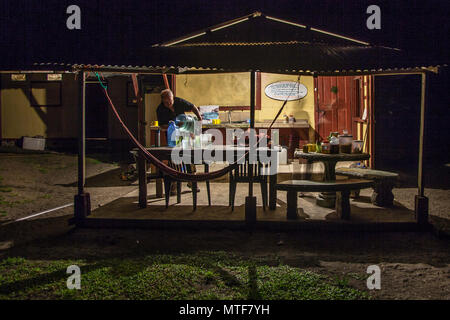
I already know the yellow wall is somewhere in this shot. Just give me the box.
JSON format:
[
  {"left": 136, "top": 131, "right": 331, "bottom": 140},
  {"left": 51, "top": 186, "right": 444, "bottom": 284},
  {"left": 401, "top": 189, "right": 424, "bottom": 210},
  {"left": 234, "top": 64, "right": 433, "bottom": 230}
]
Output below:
[
  {"left": 259, "top": 73, "right": 315, "bottom": 141},
  {"left": 175, "top": 72, "right": 316, "bottom": 139},
  {"left": 175, "top": 73, "right": 250, "bottom": 106},
  {"left": 1, "top": 72, "right": 316, "bottom": 142},
  {"left": 0, "top": 74, "right": 136, "bottom": 140},
  {"left": 1, "top": 73, "right": 79, "bottom": 139}
]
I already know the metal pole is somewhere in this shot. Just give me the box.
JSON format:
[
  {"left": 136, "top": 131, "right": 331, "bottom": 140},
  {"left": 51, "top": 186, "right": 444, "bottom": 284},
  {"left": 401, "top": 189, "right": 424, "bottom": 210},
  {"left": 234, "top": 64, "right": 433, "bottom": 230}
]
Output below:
[
  {"left": 415, "top": 71, "right": 429, "bottom": 226},
  {"left": 418, "top": 72, "right": 426, "bottom": 197},
  {"left": 245, "top": 71, "right": 257, "bottom": 225},
  {"left": 249, "top": 71, "right": 256, "bottom": 196},
  {"left": 74, "top": 71, "right": 90, "bottom": 224},
  {"left": 77, "top": 71, "right": 86, "bottom": 195}
]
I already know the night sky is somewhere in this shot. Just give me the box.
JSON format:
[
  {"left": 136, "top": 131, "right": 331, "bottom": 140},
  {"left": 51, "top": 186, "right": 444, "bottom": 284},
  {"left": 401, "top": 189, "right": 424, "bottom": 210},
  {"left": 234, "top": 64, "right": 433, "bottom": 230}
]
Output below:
[{"left": 0, "top": 0, "right": 449, "bottom": 66}]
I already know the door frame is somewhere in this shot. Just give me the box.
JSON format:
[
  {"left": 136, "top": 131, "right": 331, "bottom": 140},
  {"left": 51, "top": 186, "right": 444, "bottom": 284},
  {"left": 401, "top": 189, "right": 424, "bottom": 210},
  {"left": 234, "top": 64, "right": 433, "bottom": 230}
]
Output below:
[{"left": 314, "top": 75, "right": 374, "bottom": 167}]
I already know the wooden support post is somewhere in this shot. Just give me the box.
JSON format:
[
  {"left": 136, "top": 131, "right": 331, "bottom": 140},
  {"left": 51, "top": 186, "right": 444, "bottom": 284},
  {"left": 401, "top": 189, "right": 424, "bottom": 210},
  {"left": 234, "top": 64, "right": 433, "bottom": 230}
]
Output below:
[
  {"left": 245, "top": 70, "right": 257, "bottom": 223},
  {"left": 137, "top": 75, "right": 148, "bottom": 208},
  {"left": 415, "top": 195, "right": 429, "bottom": 226},
  {"left": 74, "top": 71, "right": 90, "bottom": 224}
]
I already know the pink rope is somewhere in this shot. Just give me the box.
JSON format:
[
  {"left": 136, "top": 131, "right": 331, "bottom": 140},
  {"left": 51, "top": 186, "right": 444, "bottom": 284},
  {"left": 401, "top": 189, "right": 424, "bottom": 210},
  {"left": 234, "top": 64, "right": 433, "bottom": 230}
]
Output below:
[
  {"left": 101, "top": 86, "right": 239, "bottom": 182},
  {"left": 99, "top": 73, "right": 294, "bottom": 182}
]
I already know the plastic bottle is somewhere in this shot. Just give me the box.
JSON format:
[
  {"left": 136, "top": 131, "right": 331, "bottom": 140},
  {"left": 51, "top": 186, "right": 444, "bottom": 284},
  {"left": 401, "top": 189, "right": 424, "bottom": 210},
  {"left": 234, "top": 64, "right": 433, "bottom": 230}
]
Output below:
[{"left": 167, "top": 121, "right": 178, "bottom": 147}]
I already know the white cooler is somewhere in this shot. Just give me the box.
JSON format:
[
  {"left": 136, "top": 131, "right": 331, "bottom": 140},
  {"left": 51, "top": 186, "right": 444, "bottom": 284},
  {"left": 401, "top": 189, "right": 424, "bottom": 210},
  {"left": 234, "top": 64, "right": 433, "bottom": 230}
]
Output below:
[
  {"left": 22, "top": 136, "right": 46, "bottom": 151},
  {"left": 273, "top": 146, "right": 288, "bottom": 165}
]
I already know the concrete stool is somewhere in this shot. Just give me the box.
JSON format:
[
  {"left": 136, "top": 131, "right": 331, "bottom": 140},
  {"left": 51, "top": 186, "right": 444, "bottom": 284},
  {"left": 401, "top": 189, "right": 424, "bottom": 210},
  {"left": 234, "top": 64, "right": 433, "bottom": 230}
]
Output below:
[{"left": 336, "top": 168, "right": 399, "bottom": 207}]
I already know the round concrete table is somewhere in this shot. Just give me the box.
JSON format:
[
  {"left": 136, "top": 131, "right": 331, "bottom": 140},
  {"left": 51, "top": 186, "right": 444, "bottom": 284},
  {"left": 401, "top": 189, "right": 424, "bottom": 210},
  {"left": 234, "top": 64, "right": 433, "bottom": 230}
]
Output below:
[{"left": 294, "top": 151, "right": 370, "bottom": 207}]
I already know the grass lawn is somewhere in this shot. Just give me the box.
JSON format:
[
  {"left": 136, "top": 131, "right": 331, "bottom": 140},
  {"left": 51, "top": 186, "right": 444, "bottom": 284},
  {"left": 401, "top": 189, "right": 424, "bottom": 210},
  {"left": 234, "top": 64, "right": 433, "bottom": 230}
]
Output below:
[{"left": 0, "top": 252, "right": 369, "bottom": 300}]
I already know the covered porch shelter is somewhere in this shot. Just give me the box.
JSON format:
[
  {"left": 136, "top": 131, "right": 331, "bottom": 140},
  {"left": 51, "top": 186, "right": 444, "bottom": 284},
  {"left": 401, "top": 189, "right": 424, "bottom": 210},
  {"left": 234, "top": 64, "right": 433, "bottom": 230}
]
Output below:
[{"left": 70, "top": 12, "right": 443, "bottom": 231}]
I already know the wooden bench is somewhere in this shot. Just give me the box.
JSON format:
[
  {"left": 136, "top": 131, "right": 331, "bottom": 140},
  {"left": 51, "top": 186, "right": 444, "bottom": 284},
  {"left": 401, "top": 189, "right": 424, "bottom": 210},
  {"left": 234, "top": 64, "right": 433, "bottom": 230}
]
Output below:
[
  {"left": 336, "top": 168, "right": 399, "bottom": 207},
  {"left": 276, "top": 179, "right": 374, "bottom": 220}
]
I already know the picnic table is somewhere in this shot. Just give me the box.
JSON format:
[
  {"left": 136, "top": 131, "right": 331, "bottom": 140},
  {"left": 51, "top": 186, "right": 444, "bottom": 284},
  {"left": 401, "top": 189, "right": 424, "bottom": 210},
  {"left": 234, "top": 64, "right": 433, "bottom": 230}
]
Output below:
[{"left": 294, "top": 151, "right": 370, "bottom": 207}]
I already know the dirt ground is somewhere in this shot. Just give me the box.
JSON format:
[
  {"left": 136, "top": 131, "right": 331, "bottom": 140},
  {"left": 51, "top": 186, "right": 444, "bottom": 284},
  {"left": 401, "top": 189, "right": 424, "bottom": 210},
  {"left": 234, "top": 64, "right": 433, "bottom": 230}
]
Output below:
[{"left": 0, "top": 152, "right": 449, "bottom": 300}]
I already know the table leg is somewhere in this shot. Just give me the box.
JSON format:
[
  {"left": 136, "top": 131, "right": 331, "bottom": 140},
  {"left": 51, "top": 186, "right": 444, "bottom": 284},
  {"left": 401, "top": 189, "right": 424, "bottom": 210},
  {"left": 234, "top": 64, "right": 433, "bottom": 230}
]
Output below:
[
  {"left": 269, "top": 170, "right": 277, "bottom": 210},
  {"left": 286, "top": 190, "right": 298, "bottom": 220},
  {"left": 156, "top": 178, "right": 163, "bottom": 198},
  {"left": 336, "top": 190, "right": 351, "bottom": 220},
  {"left": 138, "top": 150, "right": 147, "bottom": 208},
  {"left": 316, "top": 160, "right": 337, "bottom": 208},
  {"left": 150, "top": 163, "right": 163, "bottom": 198}
]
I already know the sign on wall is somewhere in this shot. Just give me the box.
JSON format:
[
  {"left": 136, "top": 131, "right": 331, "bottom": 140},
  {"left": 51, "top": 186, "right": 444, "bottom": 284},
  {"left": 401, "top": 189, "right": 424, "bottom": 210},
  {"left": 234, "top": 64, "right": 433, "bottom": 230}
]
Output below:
[{"left": 264, "top": 81, "right": 307, "bottom": 101}]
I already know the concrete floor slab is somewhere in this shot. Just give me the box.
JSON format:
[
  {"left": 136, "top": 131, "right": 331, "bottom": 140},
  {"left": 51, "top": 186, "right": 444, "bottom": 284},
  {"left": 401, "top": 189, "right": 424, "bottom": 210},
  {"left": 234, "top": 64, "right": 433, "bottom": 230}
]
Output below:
[{"left": 89, "top": 182, "right": 416, "bottom": 224}]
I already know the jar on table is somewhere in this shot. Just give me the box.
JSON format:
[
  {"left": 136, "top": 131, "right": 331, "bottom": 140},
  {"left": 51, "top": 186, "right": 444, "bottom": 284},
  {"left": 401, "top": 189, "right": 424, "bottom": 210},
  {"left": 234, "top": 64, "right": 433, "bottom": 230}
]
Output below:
[
  {"left": 330, "top": 136, "right": 339, "bottom": 154},
  {"left": 321, "top": 140, "right": 331, "bottom": 154},
  {"left": 330, "top": 132, "right": 339, "bottom": 138},
  {"left": 307, "top": 143, "right": 316, "bottom": 152},
  {"left": 352, "top": 140, "right": 364, "bottom": 154},
  {"left": 338, "top": 130, "right": 353, "bottom": 154}
]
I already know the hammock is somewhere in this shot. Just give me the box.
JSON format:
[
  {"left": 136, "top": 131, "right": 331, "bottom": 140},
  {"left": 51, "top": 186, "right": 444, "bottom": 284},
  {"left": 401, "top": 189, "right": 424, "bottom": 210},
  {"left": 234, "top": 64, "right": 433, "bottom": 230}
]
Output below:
[{"left": 96, "top": 73, "right": 297, "bottom": 182}]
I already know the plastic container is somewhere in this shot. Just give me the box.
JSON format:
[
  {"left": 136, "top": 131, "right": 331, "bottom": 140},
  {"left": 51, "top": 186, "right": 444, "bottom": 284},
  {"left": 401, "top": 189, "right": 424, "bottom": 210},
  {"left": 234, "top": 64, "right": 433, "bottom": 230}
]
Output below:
[
  {"left": 274, "top": 146, "right": 288, "bottom": 165},
  {"left": 330, "top": 136, "right": 339, "bottom": 154},
  {"left": 352, "top": 140, "right": 364, "bottom": 154},
  {"left": 321, "top": 140, "right": 331, "bottom": 154},
  {"left": 302, "top": 144, "right": 309, "bottom": 153},
  {"left": 338, "top": 130, "right": 353, "bottom": 154},
  {"left": 307, "top": 143, "right": 316, "bottom": 152},
  {"left": 167, "top": 121, "right": 178, "bottom": 147}
]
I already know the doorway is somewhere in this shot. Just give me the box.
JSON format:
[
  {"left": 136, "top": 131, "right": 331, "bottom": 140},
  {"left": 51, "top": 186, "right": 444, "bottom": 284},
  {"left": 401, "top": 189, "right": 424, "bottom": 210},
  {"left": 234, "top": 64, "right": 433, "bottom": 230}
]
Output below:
[
  {"left": 85, "top": 82, "right": 109, "bottom": 139},
  {"left": 314, "top": 76, "right": 360, "bottom": 139},
  {"left": 373, "top": 74, "right": 421, "bottom": 186}
]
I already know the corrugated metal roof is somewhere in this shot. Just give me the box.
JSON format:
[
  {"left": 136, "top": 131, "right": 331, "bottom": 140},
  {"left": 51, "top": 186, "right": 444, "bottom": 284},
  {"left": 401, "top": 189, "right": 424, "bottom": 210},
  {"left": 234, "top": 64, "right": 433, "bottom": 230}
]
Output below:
[
  {"left": 157, "top": 12, "right": 370, "bottom": 47},
  {"left": 2, "top": 12, "right": 444, "bottom": 75}
]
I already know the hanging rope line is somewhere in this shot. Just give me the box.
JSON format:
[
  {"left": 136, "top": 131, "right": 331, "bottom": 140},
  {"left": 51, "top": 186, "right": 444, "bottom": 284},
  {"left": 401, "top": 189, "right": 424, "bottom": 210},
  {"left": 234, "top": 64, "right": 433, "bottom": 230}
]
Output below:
[
  {"left": 95, "top": 72, "right": 300, "bottom": 182},
  {"left": 95, "top": 72, "right": 107, "bottom": 90}
]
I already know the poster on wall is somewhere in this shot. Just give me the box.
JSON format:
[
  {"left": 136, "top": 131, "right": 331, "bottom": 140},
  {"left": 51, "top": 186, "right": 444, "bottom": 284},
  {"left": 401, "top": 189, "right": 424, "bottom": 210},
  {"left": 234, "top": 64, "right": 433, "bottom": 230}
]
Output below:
[{"left": 265, "top": 81, "right": 307, "bottom": 101}]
